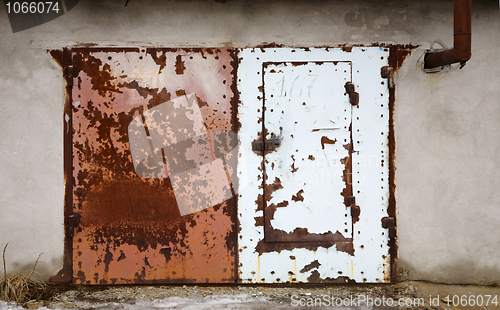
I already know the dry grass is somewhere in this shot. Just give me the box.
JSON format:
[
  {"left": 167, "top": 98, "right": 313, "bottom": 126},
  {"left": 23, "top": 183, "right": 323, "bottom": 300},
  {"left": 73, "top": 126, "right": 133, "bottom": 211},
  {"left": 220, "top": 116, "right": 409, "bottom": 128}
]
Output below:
[{"left": 1, "top": 243, "right": 48, "bottom": 304}]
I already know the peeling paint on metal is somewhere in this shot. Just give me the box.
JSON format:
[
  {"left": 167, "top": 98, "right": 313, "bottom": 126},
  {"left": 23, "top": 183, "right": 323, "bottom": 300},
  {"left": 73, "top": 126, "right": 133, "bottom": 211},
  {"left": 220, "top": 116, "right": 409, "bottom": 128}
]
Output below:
[
  {"left": 387, "top": 44, "right": 419, "bottom": 71},
  {"left": 69, "top": 48, "right": 238, "bottom": 284},
  {"left": 300, "top": 260, "right": 321, "bottom": 273},
  {"left": 51, "top": 44, "right": 407, "bottom": 285},
  {"left": 237, "top": 47, "right": 391, "bottom": 283}
]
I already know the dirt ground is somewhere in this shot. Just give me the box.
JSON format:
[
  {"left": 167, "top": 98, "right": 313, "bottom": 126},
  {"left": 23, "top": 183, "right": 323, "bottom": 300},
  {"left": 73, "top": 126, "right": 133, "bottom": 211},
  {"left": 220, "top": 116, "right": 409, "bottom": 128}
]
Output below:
[{"left": 2, "top": 281, "right": 500, "bottom": 310}]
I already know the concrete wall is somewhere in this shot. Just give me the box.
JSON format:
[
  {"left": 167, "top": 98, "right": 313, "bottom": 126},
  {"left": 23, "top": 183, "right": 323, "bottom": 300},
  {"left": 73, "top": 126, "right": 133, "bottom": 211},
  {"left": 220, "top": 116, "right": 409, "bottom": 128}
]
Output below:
[{"left": 0, "top": 0, "right": 498, "bottom": 284}]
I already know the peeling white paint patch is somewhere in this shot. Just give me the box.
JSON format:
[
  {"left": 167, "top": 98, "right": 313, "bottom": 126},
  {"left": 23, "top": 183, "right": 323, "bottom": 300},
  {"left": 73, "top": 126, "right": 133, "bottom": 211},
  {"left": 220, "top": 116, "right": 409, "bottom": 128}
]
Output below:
[{"left": 64, "top": 113, "right": 70, "bottom": 133}]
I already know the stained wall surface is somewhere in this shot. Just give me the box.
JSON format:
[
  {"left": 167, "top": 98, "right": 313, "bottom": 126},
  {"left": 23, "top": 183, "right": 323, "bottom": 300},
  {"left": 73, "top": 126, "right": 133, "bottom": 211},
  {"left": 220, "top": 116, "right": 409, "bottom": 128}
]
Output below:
[{"left": 0, "top": 0, "right": 499, "bottom": 284}]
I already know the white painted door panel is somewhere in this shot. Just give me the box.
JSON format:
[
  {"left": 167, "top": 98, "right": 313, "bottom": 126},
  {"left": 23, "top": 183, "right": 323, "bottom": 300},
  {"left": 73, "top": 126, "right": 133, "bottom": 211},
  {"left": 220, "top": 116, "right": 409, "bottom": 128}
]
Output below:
[
  {"left": 263, "top": 62, "right": 352, "bottom": 242},
  {"left": 237, "top": 47, "right": 391, "bottom": 283}
]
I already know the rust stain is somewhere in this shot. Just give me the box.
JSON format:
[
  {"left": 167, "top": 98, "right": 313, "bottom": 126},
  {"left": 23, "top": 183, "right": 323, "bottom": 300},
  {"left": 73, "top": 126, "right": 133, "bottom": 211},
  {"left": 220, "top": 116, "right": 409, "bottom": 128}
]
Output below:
[
  {"left": 337, "top": 242, "right": 354, "bottom": 255},
  {"left": 308, "top": 155, "right": 315, "bottom": 161},
  {"left": 145, "top": 49, "right": 167, "bottom": 73},
  {"left": 70, "top": 48, "right": 237, "bottom": 284},
  {"left": 195, "top": 95, "right": 209, "bottom": 108},
  {"left": 300, "top": 260, "right": 321, "bottom": 273},
  {"left": 263, "top": 225, "right": 353, "bottom": 245},
  {"left": 266, "top": 201, "right": 289, "bottom": 215},
  {"left": 290, "top": 155, "right": 298, "bottom": 173},
  {"left": 175, "top": 55, "right": 186, "bottom": 75},
  {"left": 385, "top": 45, "right": 409, "bottom": 283},
  {"left": 117, "top": 251, "right": 126, "bottom": 261},
  {"left": 263, "top": 61, "right": 312, "bottom": 70},
  {"left": 77, "top": 199, "right": 237, "bottom": 283},
  {"left": 340, "top": 143, "right": 356, "bottom": 219},
  {"left": 75, "top": 270, "right": 86, "bottom": 284},
  {"left": 103, "top": 248, "right": 113, "bottom": 272},
  {"left": 387, "top": 44, "right": 419, "bottom": 71},
  {"left": 265, "top": 177, "right": 283, "bottom": 202},
  {"left": 254, "top": 216, "right": 264, "bottom": 227},
  {"left": 262, "top": 179, "right": 353, "bottom": 249},
  {"left": 229, "top": 49, "right": 241, "bottom": 135},
  {"left": 320, "top": 136, "right": 337, "bottom": 149},
  {"left": 255, "top": 194, "right": 264, "bottom": 212},
  {"left": 72, "top": 51, "right": 123, "bottom": 97},
  {"left": 260, "top": 118, "right": 354, "bottom": 251},
  {"left": 49, "top": 50, "right": 65, "bottom": 67},
  {"left": 291, "top": 189, "right": 304, "bottom": 202},
  {"left": 80, "top": 178, "right": 181, "bottom": 226},
  {"left": 256, "top": 233, "right": 353, "bottom": 255},
  {"left": 256, "top": 42, "right": 285, "bottom": 48},
  {"left": 49, "top": 48, "right": 74, "bottom": 284},
  {"left": 175, "top": 89, "right": 186, "bottom": 96},
  {"left": 119, "top": 80, "right": 172, "bottom": 109},
  {"left": 342, "top": 45, "right": 353, "bottom": 53},
  {"left": 159, "top": 247, "right": 172, "bottom": 263},
  {"left": 307, "top": 270, "right": 356, "bottom": 283}
]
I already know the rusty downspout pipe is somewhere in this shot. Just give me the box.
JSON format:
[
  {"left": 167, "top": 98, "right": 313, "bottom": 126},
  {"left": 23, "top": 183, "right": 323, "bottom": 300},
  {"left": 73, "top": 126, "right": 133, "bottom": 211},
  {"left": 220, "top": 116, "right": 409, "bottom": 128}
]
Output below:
[{"left": 424, "top": 0, "right": 471, "bottom": 68}]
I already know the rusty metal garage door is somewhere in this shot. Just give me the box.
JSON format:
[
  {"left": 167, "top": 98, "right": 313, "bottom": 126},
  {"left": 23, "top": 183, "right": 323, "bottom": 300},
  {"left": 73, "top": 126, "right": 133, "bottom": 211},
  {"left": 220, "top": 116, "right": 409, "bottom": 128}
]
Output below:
[
  {"left": 51, "top": 46, "right": 398, "bottom": 285},
  {"left": 68, "top": 48, "right": 238, "bottom": 284},
  {"left": 237, "top": 47, "right": 392, "bottom": 283}
]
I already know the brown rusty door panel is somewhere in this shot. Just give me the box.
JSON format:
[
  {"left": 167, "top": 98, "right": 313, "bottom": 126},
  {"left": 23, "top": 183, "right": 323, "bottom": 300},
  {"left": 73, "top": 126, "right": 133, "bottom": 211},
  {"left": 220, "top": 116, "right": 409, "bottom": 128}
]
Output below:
[{"left": 69, "top": 48, "right": 238, "bottom": 284}]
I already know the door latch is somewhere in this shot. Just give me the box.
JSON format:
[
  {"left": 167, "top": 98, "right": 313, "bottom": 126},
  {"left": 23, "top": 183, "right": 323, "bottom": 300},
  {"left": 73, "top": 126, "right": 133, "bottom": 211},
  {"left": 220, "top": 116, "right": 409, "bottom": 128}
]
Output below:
[
  {"left": 252, "top": 133, "right": 281, "bottom": 152},
  {"left": 345, "top": 196, "right": 360, "bottom": 218},
  {"left": 381, "top": 66, "right": 395, "bottom": 89},
  {"left": 344, "top": 82, "right": 359, "bottom": 106}
]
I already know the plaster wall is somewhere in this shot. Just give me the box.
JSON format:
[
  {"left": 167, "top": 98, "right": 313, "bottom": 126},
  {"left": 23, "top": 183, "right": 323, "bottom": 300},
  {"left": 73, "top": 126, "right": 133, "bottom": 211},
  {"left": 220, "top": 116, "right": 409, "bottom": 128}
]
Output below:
[{"left": 0, "top": 0, "right": 498, "bottom": 284}]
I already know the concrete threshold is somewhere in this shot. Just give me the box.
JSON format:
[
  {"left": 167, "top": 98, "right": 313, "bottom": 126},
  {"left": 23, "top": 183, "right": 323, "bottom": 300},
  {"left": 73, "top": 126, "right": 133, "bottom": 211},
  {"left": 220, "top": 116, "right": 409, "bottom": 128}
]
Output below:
[{"left": 3, "top": 281, "right": 499, "bottom": 310}]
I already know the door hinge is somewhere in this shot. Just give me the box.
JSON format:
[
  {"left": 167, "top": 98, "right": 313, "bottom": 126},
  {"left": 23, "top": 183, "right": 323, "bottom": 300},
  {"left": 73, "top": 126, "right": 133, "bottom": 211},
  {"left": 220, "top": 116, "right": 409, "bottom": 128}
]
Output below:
[
  {"left": 344, "top": 82, "right": 359, "bottom": 105},
  {"left": 351, "top": 205, "right": 360, "bottom": 218},
  {"left": 345, "top": 196, "right": 360, "bottom": 217},
  {"left": 381, "top": 216, "right": 395, "bottom": 228},
  {"left": 66, "top": 213, "right": 81, "bottom": 237},
  {"left": 252, "top": 133, "right": 281, "bottom": 152},
  {"left": 344, "top": 195, "right": 355, "bottom": 206},
  {"left": 382, "top": 216, "right": 396, "bottom": 238},
  {"left": 63, "top": 65, "right": 77, "bottom": 87},
  {"left": 381, "top": 66, "right": 395, "bottom": 89}
]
